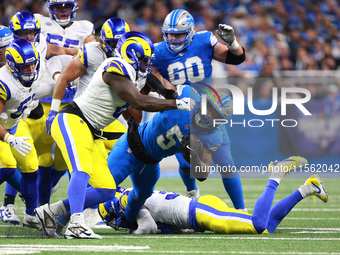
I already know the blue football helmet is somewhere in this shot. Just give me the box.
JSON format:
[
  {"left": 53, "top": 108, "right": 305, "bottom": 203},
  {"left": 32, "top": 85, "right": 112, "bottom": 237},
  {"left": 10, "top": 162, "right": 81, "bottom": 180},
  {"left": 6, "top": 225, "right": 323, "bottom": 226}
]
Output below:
[
  {"left": 47, "top": 0, "right": 78, "bottom": 26},
  {"left": 0, "top": 26, "right": 13, "bottom": 48},
  {"left": 5, "top": 39, "right": 40, "bottom": 86},
  {"left": 115, "top": 31, "right": 154, "bottom": 79},
  {"left": 9, "top": 11, "right": 41, "bottom": 45},
  {"left": 194, "top": 90, "right": 233, "bottom": 129},
  {"left": 162, "top": 9, "right": 195, "bottom": 52},
  {"left": 100, "top": 18, "right": 130, "bottom": 57}
]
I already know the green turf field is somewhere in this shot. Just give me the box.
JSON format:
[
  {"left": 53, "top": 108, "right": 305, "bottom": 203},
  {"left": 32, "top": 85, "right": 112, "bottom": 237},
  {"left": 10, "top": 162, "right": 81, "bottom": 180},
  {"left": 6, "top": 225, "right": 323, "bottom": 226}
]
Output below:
[{"left": 0, "top": 176, "right": 339, "bottom": 254}]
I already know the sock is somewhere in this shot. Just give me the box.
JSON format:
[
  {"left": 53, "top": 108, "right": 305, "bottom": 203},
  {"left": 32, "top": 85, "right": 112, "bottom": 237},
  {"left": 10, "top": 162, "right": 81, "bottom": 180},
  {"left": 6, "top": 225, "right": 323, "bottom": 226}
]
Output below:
[
  {"left": 251, "top": 179, "right": 278, "bottom": 234},
  {"left": 0, "top": 168, "right": 16, "bottom": 185},
  {"left": 67, "top": 171, "right": 90, "bottom": 215},
  {"left": 179, "top": 168, "right": 197, "bottom": 191},
  {"left": 267, "top": 190, "right": 303, "bottom": 233},
  {"left": 51, "top": 169, "right": 66, "bottom": 187},
  {"left": 56, "top": 214, "right": 70, "bottom": 229},
  {"left": 21, "top": 172, "right": 38, "bottom": 216},
  {"left": 5, "top": 169, "right": 21, "bottom": 192},
  {"left": 4, "top": 183, "right": 17, "bottom": 206},
  {"left": 38, "top": 166, "right": 53, "bottom": 205},
  {"left": 70, "top": 212, "right": 84, "bottom": 224},
  {"left": 49, "top": 200, "right": 67, "bottom": 216},
  {"left": 221, "top": 171, "right": 245, "bottom": 209},
  {"left": 298, "top": 184, "right": 310, "bottom": 198},
  {"left": 124, "top": 189, "right": 146, "bottom": 222},
  {"left": 61, "top": 187, "right": 115, "bottom": 212}
]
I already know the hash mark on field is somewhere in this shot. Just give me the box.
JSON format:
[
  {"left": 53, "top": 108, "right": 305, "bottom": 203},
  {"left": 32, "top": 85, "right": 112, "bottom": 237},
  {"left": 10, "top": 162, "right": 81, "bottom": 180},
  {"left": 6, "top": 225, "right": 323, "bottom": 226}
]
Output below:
[{"left": 0, "top": 244, "right": 149, "bottom": 254}]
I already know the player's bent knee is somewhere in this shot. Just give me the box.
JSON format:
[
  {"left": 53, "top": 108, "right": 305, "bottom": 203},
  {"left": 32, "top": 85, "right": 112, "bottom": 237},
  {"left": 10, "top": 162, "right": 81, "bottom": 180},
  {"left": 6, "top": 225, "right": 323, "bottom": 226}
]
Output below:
[{"left": 251, "top": 216, "right": 267, "bottom": 234}]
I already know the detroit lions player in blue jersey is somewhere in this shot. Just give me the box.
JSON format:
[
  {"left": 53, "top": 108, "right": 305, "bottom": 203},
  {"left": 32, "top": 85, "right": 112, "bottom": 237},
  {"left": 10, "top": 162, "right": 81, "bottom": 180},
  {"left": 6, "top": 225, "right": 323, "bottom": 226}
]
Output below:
[{"left": 152, "top": 9, "right": 246, "bottom": 210}]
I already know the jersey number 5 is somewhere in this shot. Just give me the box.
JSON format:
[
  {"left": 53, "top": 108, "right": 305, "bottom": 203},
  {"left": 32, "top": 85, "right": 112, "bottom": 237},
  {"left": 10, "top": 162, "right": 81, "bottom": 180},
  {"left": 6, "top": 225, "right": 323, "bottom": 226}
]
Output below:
[
  {"left": 167, "top": 56, "right": 205, "bottom": 85},
  {"left": 156, "top": 125, "right": 183, "bottom": 150}
]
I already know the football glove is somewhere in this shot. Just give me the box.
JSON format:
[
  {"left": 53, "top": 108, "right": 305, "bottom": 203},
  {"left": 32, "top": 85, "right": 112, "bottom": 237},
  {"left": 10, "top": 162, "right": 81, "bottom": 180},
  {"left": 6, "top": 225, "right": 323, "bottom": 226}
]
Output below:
[
  {"left": 163, "top": 89, "right": 178, "bottom": 100},
  {"left": 115, "top": 213, "right": 138, "bottom": 230},
  {"left": 46, "top": 110, "right": 58, "bottom": 135},
  {"left": 4, "top": 133, "right": 32, "bottom": 157},
  {"left": 216, "top": 24, "right": 240, "bottom": 50},
  {"left": 176, "top": 97, "right": 195, "bottom": 111}
]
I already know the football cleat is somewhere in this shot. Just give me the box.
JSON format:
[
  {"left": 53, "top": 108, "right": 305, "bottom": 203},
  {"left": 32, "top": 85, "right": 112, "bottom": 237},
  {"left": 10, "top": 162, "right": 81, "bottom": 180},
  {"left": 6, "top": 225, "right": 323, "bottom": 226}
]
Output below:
[
  {"left": 64, "top": 221, "right": 102, "bottom": 239},
  {"left": 304, "top": 175, "right": 329, "bottom": 203},
  {"left": 187, "top": 188, "right": 200, "bottom": 199},
  {"left": 23, "top": 213, "right": 42, "bottom": 230},
  {"left": 34, "top": 204, "right": 57, "bottom": 237},
  {"left": 269, "top": 156, "right": 307, "bottom": 179},
  {"left": 0, "top": 205, "right": 20, "bottom": 225}
]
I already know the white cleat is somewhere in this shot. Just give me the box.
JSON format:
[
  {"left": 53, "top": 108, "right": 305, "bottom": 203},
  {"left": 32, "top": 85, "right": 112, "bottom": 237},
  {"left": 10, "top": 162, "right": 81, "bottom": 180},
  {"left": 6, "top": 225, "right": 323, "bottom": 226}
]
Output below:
[
  {"left": 187, "top": 188, "right": 200, "bottom": 199},
  {"left": 23, "top": 213, "right": 42, "bottom": 231},
  {"left": 34, "top": 204, "right": 57, "bottom": 237},
  {"left": 64, "top": 221, "right": 102, "bottom": 239},
  {"left": 0, "top": 205, "right": 20, "bottom": 225},
  {"left": 84, "top": 208, "right": 110, "bottom": 229},
  {"left": 269, "top": 156, "right": 307, "bottom": 179}
]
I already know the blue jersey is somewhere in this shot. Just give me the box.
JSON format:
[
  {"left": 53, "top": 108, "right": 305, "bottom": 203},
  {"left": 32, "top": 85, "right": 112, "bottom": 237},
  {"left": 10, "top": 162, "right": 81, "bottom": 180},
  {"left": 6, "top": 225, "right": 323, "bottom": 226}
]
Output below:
[
  {"left": 153, "top": 31, "right": 218, "bottom": 86},
  {"left": 139, "top": 87, "right": 191, "bottom": 161}
]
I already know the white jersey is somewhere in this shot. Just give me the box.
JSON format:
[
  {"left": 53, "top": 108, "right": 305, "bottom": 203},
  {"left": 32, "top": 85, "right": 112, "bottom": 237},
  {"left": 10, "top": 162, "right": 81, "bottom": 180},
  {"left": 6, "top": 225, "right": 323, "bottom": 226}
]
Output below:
[
  {"left": 74, "top": 57, "right": 139, "bottom": 130},
  {"left": 0, "top": 66, "right": 40, "bottom": 131},
  {"left": 144, "top": 190, "right": 191, "bottom": 229},
  {"left": 75, "top": 42, "right": 106, "bottom": 98},
  {"left": 36, "top": 33, "right": 47, "bottom": 74},
  {"left": 35, "top": 14, "right": 94, "bottom": 48}
]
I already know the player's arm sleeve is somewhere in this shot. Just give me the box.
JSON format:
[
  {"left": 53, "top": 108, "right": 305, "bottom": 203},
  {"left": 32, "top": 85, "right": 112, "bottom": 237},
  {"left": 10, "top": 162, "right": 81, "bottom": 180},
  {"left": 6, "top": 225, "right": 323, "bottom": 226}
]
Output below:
[
  {"left": 131, "top": 208, "right": 158, "bottom": 235},
  {"left": 0, "top": 80, "right": 11, "bottom": 102}
]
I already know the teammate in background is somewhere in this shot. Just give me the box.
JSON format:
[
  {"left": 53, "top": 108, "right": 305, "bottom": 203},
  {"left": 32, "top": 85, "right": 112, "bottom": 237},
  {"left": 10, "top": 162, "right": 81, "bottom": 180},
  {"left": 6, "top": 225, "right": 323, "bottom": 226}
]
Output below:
[
  {"left": 0, "top": 39, "right": 43, "bottom": 230},
  {"left": 0, "top": 10, "right": 81, "bottom": 224},
  {"left": 33, "top": 0, "right": 95, "bottom": 207},
  {"left": 100, "top": 161, "right": 328, "bottom": 235},
  {"left": 152, "top": 9, "right": 246, "bottom": 210},
  {"left": 34, "top": 31, "right": 193, "bottom": 239}
]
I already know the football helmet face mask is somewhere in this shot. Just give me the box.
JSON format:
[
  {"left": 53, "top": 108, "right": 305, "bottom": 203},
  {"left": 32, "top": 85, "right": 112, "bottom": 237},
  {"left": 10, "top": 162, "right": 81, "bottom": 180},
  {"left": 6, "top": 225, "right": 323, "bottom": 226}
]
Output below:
[
  {"left": 5, "top": 39, "right": 40, "bottom": 87},
  {"left": 115, "top": 31, "right": 154, "bottom": 79},
  {"left": 9, "top": 11, "right": 41, "bottom": 45},
  {"left": 194, "top": 91, "right": 233, "bottom": 129},
  {"left": 100, "top": 18, "right": 130, "bottom": 57},
  {"left": 47, "top": 0, "right": 78, "bottom": 26},
  {"left": 162, "top": 9, "right": 195, "bottom": 52}
]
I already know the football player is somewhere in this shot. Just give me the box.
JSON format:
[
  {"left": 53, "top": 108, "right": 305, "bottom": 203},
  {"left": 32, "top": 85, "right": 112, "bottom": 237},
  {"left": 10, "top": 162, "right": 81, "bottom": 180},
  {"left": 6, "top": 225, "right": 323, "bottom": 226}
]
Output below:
[
  {"left": 101, "top": 165, "right": 328, "bottom": 235},
  {"left": 0, "top": 39, "right": 43, "bottom": 230},
  {"left": 33, "top": 0, "right": 95, "bottom": 206},
  {"left": 1, "top": 11, "right": 82, "bottom": 221},
  {"left": 34, "top": 31, "right": 193, "bottom": 239},
  {"left": 151, "top": 9, "right": 246, "bottom": 210}
]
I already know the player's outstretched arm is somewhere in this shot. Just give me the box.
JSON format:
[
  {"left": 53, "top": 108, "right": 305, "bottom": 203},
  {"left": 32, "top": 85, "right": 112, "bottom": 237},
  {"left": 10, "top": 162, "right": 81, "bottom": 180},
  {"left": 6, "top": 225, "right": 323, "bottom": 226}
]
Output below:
[
  {"left": 103, "top": 72, "right": 193, "bottom": 112},
  {"left": 46, "top": 43, "right": 78, "bottom": 58},
  {"left": 151, "top": 66, "right": 176, "bottom": 90},
  {"left": 214, "top": 24, "right": 245, "bottom": 64}
]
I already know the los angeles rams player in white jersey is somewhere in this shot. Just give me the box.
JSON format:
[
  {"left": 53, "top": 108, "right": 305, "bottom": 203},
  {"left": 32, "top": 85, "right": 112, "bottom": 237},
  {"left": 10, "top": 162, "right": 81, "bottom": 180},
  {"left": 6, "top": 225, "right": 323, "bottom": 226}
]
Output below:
[
  {"left": 0, "top": 39, "right": 44, "bottom": 230},
  {"left": 1, "top": 11, "right": 81, "bottom": 220},
  {"left": 31, "top": 0, "right": 95, "bottom": 206},
  {"left": 0, "top": 26, "right": 23, "bottom": 226},
  {"left": 34, "top": 31, "right": 193, "bottom": 239},
  {"left": 100, "top": 162, "right": 328, "bottom": 235},
  {"left": 152, "top": 9, "right": 246, "bottom": 210}
]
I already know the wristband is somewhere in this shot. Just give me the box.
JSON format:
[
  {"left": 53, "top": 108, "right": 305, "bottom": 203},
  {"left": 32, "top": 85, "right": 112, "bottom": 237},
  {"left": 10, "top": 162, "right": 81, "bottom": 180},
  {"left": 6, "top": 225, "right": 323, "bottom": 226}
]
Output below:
[
  {"left": 4, "top": 133, "right": 10, "bottom": 142},
  {"left": 228, "top": 40, "right": 240, "bottom": 51},
  {"left": 50, "top": 99, "right": 61, "bottom": 112}
]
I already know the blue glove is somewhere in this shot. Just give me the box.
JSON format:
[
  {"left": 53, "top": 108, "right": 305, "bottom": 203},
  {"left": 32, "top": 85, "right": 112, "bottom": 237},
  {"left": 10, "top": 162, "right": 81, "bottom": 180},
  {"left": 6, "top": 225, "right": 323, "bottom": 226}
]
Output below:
[
  {"left": 46, "top": 110, "right": 58, "bottom": 135},
  {"left": 115, "top": 214, "right": 138, "bottom": 230}
]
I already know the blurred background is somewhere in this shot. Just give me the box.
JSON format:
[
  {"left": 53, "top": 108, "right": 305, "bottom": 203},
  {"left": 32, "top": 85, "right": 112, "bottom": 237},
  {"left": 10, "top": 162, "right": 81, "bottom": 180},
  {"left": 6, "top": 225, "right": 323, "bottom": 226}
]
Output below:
[{"left": 1, "top": 0, "right": 339, "bottom": 171}]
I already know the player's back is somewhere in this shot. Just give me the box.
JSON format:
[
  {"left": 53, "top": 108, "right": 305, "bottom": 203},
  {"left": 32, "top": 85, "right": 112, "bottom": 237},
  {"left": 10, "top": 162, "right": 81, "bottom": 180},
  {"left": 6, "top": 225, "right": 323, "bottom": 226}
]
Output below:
[
  {"left": 145, "top": 190, "right": 191, "bottom": 229},
  {"left": 139, "top": 86, "right": 191, "bottom": 161},
  {"left": 153, "top": 31, "right": 217, "bottom": 86}
]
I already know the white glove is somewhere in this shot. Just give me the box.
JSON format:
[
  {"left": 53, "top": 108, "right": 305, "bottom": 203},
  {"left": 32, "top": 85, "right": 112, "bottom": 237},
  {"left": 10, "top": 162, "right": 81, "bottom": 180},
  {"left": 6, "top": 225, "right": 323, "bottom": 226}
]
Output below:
[
  {"left": 216, "top": 24, "right": 239, "bottom": 50},
  {"left": 4, "top": 133, "right": 32, "bottom": 157},
  {"left": 176, "top": 97, "right": 195, "bottom": 111}
]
